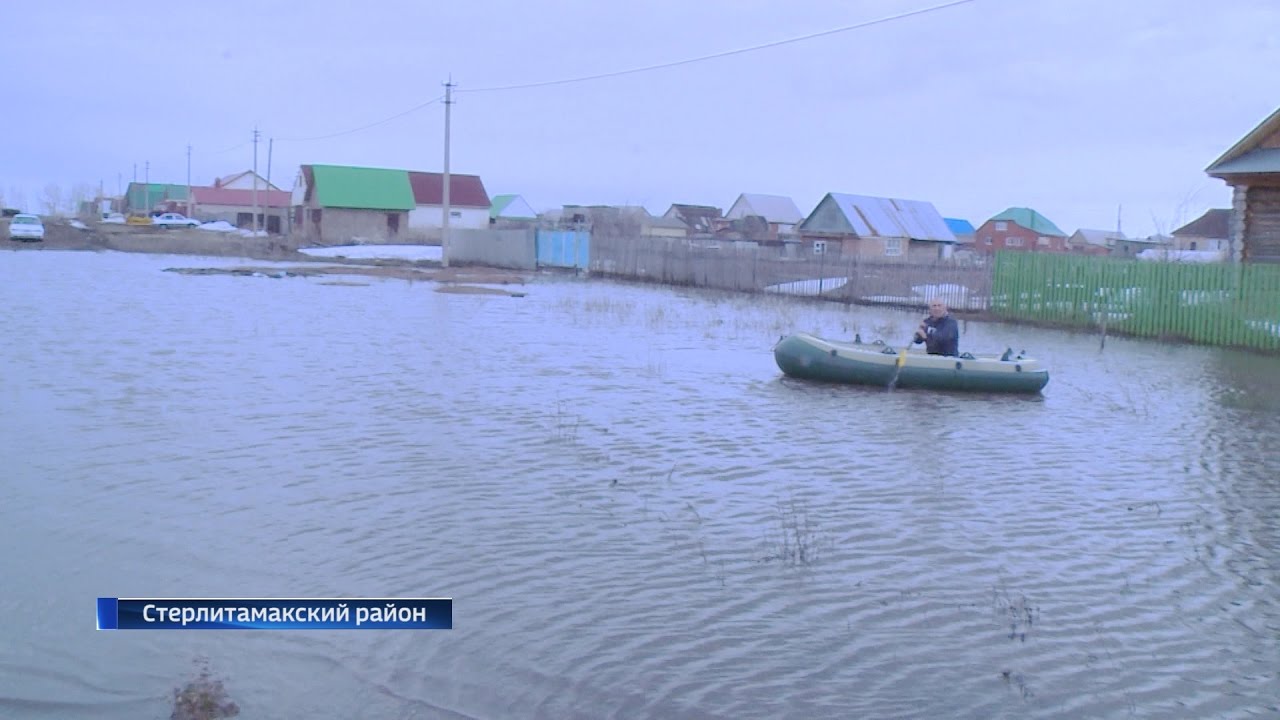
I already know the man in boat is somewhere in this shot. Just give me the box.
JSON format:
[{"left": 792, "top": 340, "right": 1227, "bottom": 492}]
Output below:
[{"left": 913, "top": 298, "right": 960, "bottom": 356}]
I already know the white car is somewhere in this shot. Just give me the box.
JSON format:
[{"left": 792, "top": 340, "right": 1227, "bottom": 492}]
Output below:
[
  {"left": 152, "top": 212, "right": 201, "bottom": 228},
  {"left": 8, "top": 214, "right": 45, "bottom": 242},
  {"left": 102, "top": 212, "right": 126, "bottom": 224}
]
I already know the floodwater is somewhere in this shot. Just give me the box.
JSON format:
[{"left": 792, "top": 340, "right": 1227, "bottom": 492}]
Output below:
[{"left": 0, "top": 250, "right": 1277, "bottom": 719}]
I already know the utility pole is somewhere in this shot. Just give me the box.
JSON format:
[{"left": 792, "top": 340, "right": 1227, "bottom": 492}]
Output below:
[
  {"left": 186, "top": 144, "right": 193, "bottom": 218},
  {"left": 132, "top": 164, "right": 136, "bottom": 212},
  {"left": 266, "top": 137, "right": 274, "bottom": 234},
  {"left": 252, "top": 127, "right": 261, "bottom": 234},
  {"left": 144, "top": 161, "right": 150, "bottom": 213},
  {"left": 441, "top": 77, "right": 455, "bottom": 267}
]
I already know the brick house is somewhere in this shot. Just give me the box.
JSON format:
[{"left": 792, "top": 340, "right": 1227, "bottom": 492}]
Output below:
[{"left": 973, "top": 207, "right": 1068, "bottom": 253}]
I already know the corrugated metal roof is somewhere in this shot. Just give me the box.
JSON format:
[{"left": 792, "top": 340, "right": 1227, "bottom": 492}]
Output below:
[
  {"left": 309, "top": 165, "right": 416, "bottom": 211},
  {"left": 1172, "top": 208, "right": 1230, "bottom": 238},
  {"left": 408, "top": 172, "right": 490, "bottom": 208},
  {"left": 1205, "top": 148, "right": 1280, "bottom": 176},
  {"left": 126, "top": 182, "right": 189, "bottom": 209},
  {"left": 944, "top": 218, "right": 975, "bottom": 235},
  {"left": 1072, "top": 228, "right": 1125, "bottom": 247},
  {"left": 827, "top": 194, "right": 956, "bottom": 243},
  {"left": 730, "top": 193, "right": 803, "bottom": 224},
  {"left": 489, "top": 194, "right": 538, "bottom": 220},
  {"left": 1206, "top": 106, "right": 1280, "bottom": 172},
  {"left": 989, "top": 207, "right": 1066, "bottom": 236}
]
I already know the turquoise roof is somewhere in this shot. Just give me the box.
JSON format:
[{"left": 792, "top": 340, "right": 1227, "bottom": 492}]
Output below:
[{"left": 988, "top": 207, "right": 1066, "bottom": 237}]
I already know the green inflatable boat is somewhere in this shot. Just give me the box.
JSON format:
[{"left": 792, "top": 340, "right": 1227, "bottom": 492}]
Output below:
[{"left": 774, "top": 332, "right": 1050, "bottom": 394}]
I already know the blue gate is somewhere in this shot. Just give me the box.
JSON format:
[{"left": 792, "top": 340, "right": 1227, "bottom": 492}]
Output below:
[{"left": 535, "top": 230, "right": 590, "bottom": 270}]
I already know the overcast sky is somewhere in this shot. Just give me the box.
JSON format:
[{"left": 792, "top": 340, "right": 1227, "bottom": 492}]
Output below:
[{"left": 4, "top": 0, "right": 1278, "bottom": 237}]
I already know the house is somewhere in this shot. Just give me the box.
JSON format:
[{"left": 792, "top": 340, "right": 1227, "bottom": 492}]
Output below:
[
  {"left": 797, "top": 193, "right": 957, "bottom": 260},
  {"left": 944, "top": 218, "right": 976, "bottom": 244},
  {"left": 724, "top": 193, "right": 804, "bottom": 238},
  {"left": 1206, "top": 105, "right": 1280, "bottom": 262},
  {"left": 556, "top": 205, "right": 685, "bottom": 238},
  {"left": 213, "top": 170, "right": 283, "bottom": 192},
  {"left": 124, "top": 183, "right": 188, "bottom": 214},
  {"left": 973, "top": 207, "right": 1068, "bottom": 253},
  {"left": 292, "top": 164, "right": 416, "bottom": 244},
  {"left": 489, "top": 194, "right": 538, "bottom": 224},
  {"left": 1113, "top": 234, "right": 1171, "bottom": 257},
  {"left": 191, "top": 185, "right": 292, "bottom": 233},
  {"left": 408, "top": 171, "right": 491, "bottom": 234},
  {"left": 663, "top": 204, "right": 722, "bottom": 235},
  {"left": 1068, "top": 228, "right": 1125, "bottom": 256},
  {"left": 1170, "top": 208, "right": 1230, "bottom": 252}
]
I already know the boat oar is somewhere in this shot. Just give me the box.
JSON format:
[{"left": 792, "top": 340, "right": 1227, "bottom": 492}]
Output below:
[{"left": 887, "top": 336, "right": 914, "bottom": 390}]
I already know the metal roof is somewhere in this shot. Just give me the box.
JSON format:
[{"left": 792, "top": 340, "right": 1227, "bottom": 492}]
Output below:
[
  {"left": 1071, "top": 228, "right": 1125, "bottom": 247},
  {"left": 306, "top": 165, "right": 416, "bottom": 211},
  {"left": 192, "top": 186, "right": 291, "bottom": 208},
  {"left": 988, "top": 207, "right": 1066, "bottom": 236},
  {"left": 1205, "top": 148, "right": 1280, "bottom": 176},
  {"left": 1206, "top": 106, "right": 1280, "bottom": 172},
  {"left": 827, "top": 194, "right": 957, "bottom": 243},
  {"left": 728, "top": 193, "right": 803, "bottom": 224},
  {"left": 408, "top": 172, "right": 490, "bottom": 208},
  {"left": 1172, "top": 208, "right": 1230, "bottom": 238},
  {"left": 944, "top": 218, "right": 975, "bottom": 235}
]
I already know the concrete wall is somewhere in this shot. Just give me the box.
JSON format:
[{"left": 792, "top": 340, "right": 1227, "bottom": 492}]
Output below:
[
  {"left": 194, "top": 204, "right": 288, "bottom": 233},
  {"left": 408, "top": 206, "right": 489, "bottom": 230},
  {"left": 448, "top": 228, "right": 536, "bottom": 269},
  {"left": 301, "top": 207, "right": 409, "bottom": 245}
]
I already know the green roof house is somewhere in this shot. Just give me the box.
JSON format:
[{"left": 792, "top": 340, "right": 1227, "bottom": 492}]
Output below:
[
  {"left": 125, "top": 183, "right": 189, "bottom": 214},
  {"left": 294, "top": 164, "right": 416, "bottom": 244},
  {"left": 974, "top": 207, "right": 1069, "bottom": 254},
  {"left": 489, "top": 194, "right": 538, "bottom": 223}
]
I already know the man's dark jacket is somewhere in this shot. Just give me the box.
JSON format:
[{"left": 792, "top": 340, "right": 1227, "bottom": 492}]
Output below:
[{"left": 916, "top": 314, "right": 959, "bottom": 356}]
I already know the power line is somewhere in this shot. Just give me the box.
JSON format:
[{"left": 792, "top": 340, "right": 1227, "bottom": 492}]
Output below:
[
  {"left": 275, "top": 95, "right": 447, "bottom": 143},
  {"left": 460, "top": 0, "right": 978, "bottom": 94},
  {"left": 211, "top": 140, "right": 252, "bottom": 155}
]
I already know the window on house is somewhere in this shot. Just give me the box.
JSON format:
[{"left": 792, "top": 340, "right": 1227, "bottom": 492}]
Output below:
[
  {"left": 984, "top": 236, "right": 992, "bottom": 245},
  {"left": 310, "top": 209, "right": 322, "bottom": 224},
  {"left": 812, "top": 240, "right": 827, "bottom": 255},
  {"left": 1037, "top": 236, "right": 1049, "bottom": 246},
  {"left": 995, "top": 221, "right": 1008, "bottom": 231},
  {"left": 1007, "top": 236, "right": 1023, "bottom": 247},
  {"left": 450, "top": 211, "right": 461, "bottom": 218},
  {"left": 884, "top": 238, "right": 903, "bottom": 257},
  {"left": 1190, "top": 241, "right": 1198, "bottom": 251}
]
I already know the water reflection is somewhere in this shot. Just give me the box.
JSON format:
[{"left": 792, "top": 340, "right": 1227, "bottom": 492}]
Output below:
[{"left": 0, "top": 250, "right": 1277, "bottom": 719}]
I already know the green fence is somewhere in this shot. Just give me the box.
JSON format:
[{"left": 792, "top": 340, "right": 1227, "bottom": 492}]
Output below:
[{"left": 991, "top": 252, "right": 1280, "bottom": 351}]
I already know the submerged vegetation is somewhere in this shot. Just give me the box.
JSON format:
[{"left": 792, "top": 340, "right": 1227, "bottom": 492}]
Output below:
[{"left": 171, "top": 660, "right": 239, "bottom": 720}]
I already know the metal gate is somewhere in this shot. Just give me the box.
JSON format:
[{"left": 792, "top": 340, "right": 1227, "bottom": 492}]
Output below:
[{"left": 535, "top": 230, "right": 590, "bottom": 269}]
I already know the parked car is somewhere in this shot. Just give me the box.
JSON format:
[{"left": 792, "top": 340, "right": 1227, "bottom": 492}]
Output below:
[
  {"left": 7, "top": 214, "right": 45, "bottom": 242},
  {"left": 152, "top": 212, "right": 201, "bottom": 228},
  {"left": 102, "top": 212, "right": 126, "bottom": 224}
]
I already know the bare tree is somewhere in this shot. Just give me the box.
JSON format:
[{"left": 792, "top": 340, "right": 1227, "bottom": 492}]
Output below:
[
  {"left": 9, "top": 186, "right": 28, "bottom": 213},
  {"left": 41, "top": 183, "right": 64, "bottom": 216},
  {"left": 70, "top": 182, "right": 95, "bottom": 217}
]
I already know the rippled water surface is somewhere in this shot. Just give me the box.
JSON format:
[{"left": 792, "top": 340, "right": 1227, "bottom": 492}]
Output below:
[{"left": 1, "top": 250, "right": 1278, "bottom": 719}]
